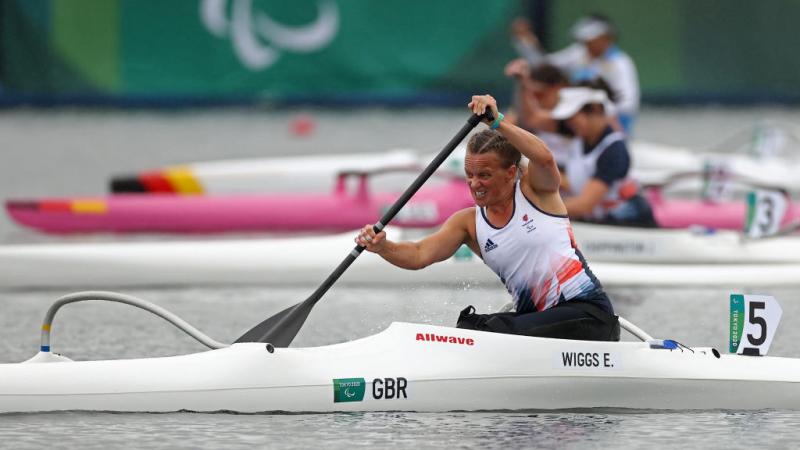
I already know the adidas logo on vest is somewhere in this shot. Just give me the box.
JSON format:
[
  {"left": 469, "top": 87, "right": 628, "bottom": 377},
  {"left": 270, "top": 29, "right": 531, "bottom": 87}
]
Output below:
[{"left": 484, "top": 239, "right": 498, "bottom": 252}]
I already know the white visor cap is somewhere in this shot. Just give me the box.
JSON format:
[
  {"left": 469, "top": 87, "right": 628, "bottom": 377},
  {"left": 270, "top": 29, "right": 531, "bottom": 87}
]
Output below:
[
  {"left": 571, "top": 17, "right": 612, "bottom": 42},
  {"left": 550, "top": 87, "right": 615, "bottom": 120}
]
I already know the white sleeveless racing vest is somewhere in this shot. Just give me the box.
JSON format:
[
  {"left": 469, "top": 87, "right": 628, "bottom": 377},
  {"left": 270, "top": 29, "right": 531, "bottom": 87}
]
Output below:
[
  {"left": 564, "top": 131, "right": 632, "bottom": 219},
  {"left": 476, "top": 182, "right": 601, "bottom": 314}
]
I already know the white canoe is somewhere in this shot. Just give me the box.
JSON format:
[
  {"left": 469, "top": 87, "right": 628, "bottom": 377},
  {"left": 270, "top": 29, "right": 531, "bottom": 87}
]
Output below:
[
  {"left": 573, "top": 222, "right": 800, "bottom": 264},
  {"left": 2, "top": 321, "right": 799, "bottom": 413},
  {"left": 631, "top": 140, "right": 800, "bottom": 192},
  {"left": 109, "top": 140, "right": 800, "bottom": 195},
  {"left": 2, "top": 224, "right": 800, "bottom": 289},
  {"left": 109, "top": 148, "right": 433, "bottom": 194}
]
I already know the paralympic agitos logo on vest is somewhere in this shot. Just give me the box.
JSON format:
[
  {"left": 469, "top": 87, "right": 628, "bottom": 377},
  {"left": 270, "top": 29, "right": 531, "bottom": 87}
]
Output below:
[{"left": 521, "top": 214, "right": 537, "bottom": 233}]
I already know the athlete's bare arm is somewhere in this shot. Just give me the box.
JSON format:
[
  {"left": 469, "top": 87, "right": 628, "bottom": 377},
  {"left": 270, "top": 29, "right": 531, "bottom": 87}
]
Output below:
[
  {"left": 356, "top": 208, "right": 477, "bottom": 270},
  {"left": 564, "top": 178, "right": 610, "bottom": 217}
]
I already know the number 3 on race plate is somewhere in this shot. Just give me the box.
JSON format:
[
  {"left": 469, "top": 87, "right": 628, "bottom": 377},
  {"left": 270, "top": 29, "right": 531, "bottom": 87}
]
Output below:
[
  {"left": 730, "top": 294, "right": 782, "bottom": 356},
  {"left": 744, "top": 190, "right": 789, "bottom": 238}
]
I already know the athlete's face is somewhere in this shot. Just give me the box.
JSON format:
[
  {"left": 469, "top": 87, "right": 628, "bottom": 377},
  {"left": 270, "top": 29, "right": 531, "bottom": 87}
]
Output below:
[
  {"left": 566, "top": 108, "right": 608, "bottom": 140},
  {"left": 464, "top": 152, "right": 517, "bottom": 207},
  {"left": 566, "top": 111, "right": 590, "bottom": 137},
  {"left": 583, "top": 35, "right": 612, "bottom": 59}
]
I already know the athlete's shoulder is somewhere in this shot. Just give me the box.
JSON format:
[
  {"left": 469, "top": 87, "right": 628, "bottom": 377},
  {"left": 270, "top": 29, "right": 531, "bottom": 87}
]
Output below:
[
  {"left": 605, "top": 136, "right": 630, "bottom": 154},
  {"left": 447, "top": 207, "right": 477, "bottom": 228},
  {"left": 606, "top": 49, "right": 637, "bottom": 70},
  {"left": 595, "top": 142, "right": 631, "bottom": 183}
]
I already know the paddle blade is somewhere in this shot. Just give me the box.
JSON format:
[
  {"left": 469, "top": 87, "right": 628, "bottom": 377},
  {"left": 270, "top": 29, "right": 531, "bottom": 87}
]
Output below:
[{"left": 234, "top": 300, "right": 312, "bottom": 346}]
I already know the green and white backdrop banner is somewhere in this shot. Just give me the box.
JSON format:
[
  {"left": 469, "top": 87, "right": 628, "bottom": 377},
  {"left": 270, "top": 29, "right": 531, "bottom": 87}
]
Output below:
[
  {"left": 0, "top": 0, "right": 519, "bottom": 102},
  {"left": 2, "top": 0, "right": 799, "bottom": 104}
]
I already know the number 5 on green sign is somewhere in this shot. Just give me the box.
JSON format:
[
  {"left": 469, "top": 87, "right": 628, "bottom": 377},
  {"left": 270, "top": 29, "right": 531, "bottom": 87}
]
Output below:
[{"left": 730, "top": 294, "right": 782, "bottom": 356}]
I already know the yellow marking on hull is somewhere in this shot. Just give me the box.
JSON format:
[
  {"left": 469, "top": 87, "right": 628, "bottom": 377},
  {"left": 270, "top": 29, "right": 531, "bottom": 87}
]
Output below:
[
  {"left": 42, "top": 324, "right": 51, "bottom": 331},
  {"left": 164, "top": 167, "right": 204, "bottom": 194},
  {"left": 71, "top": 200, "right": 108, "bottom": 214}
]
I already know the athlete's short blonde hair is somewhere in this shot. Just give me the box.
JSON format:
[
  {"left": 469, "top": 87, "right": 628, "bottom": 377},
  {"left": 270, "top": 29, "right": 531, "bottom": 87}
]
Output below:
[{"left": 466, "top": 129, "right": 521, "bottom": 169}]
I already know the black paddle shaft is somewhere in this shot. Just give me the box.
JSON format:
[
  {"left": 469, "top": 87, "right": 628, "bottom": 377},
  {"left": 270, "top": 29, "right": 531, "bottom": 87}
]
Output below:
[{"left": 236, "top": 111, "right": 493, "bottom": 346}]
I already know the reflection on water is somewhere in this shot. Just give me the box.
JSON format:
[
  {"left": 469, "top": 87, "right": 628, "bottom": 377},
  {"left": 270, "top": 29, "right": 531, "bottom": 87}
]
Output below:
[{"left": 2, "top": 410, "right": 798, "bottom": 449}]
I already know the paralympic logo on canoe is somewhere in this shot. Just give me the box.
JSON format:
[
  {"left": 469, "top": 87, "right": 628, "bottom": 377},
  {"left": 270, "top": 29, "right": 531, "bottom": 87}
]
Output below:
[
  {"left": 333, "top": 378, "right": 366, "bottom": 403},
  {"left": 200, "top": 0, "right": 339, "bottom": 70}
]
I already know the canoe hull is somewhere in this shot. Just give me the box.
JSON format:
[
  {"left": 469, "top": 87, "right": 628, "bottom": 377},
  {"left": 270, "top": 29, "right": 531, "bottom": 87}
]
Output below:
[
  {"left": 8, "top": 179, "right": 800, "bottom": 235},
  {"left": 6, "top": 179, "right": 471, "bottom": 234},
  {"left": 3, "top": 224, "right": 800, "bottom": 289},
  {"left": 110, "top": 149, "right": 425, "bottom": 195},
  {"left": 110, "top": 142, "right": 800, "bottom": 196},
  {"left": 1, "top": 323, "right": 798, "bottom": 413}
]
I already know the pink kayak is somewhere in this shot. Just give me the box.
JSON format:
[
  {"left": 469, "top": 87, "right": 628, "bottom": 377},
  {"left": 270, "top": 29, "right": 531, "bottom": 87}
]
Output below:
[
  {"left": 7, "top": 178, "right": 798, "bottom": 234},
  {"left": 6, "top": 178, "right": 474, "bottom": 234},
  {"left": 646, "top": 187, "right": 799, "bottom": 230}
]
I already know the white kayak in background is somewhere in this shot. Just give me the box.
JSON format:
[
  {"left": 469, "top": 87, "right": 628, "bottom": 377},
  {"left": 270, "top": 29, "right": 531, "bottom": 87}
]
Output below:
[
  {"left": 108, "top": 133, "right": 800, "bottom": 196},
  {"left": 631, "top": 139, "right": 800, "bottom": 192},
  {"left": 109, "top": 148, "right": 429, "bottom": 195},
  {"left": 573, "top": 222, "right": 800, "bottom": 264},
  {"left": 2, "top": 223, "right": 800, "bottom": 289},
  {"left": 0, "top": 229, "right": 498, "bottom": 289}
]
